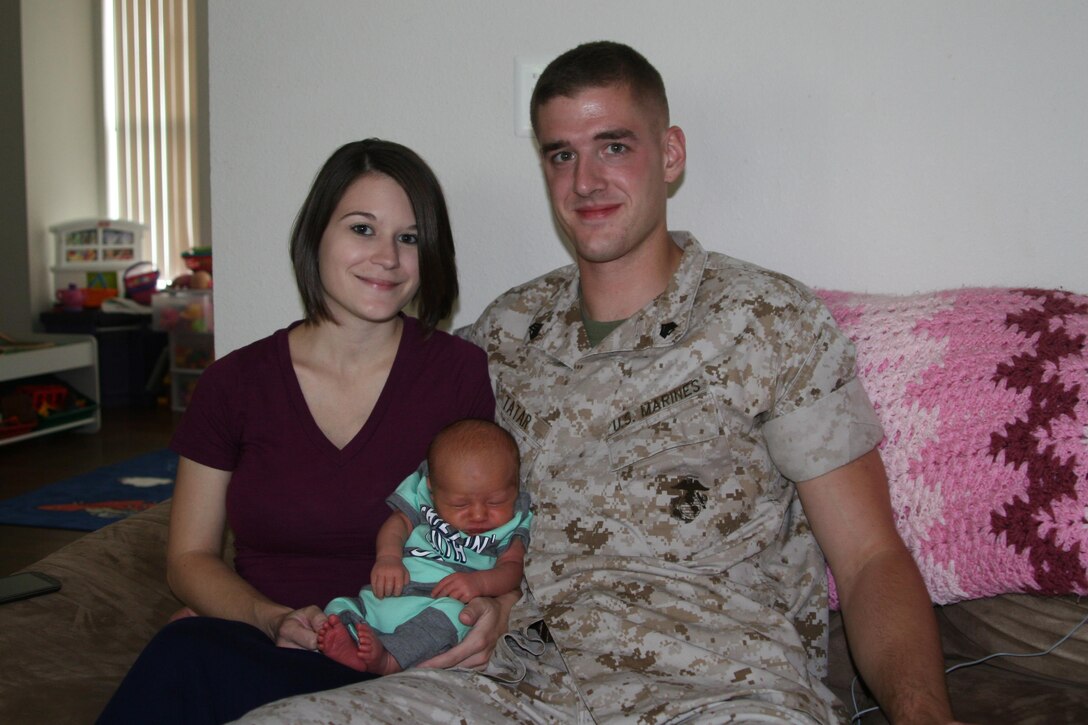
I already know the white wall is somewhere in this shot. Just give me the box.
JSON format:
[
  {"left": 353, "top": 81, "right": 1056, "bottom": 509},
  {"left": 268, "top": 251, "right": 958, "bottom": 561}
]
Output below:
[
  {"left": 21, "top": 0, "right": 102, "bottom": 318},
  {"left": 209, "top": 0, "right": 1088, "bottom": 356}
]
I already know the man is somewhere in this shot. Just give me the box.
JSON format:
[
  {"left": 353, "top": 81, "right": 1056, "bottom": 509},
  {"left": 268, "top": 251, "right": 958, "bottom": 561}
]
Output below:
[
  {"left": 469, "top": 40, "right": 957, "bottom": 724},
  {"left": 240, "top": 41, "right": 957, "bottom": 724}
]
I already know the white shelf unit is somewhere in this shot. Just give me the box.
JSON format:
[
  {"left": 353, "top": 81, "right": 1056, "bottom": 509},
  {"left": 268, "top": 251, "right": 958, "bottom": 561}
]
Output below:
[{"left": 0, "top": 334, "right": 101, "bottom": 445}]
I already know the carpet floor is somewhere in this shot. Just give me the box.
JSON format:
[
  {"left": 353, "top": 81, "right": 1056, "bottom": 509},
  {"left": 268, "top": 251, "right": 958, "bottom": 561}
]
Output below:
[{"left": 0, "top": 449, "right": 176, "bottom": 531}]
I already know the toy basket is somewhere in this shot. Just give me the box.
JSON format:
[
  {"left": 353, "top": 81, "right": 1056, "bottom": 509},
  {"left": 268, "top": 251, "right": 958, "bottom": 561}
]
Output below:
[
  {"left": 124, "top": 261, "right": 160, "bottom": 305},
  {"left": 82, "top": 288, "right": 119, "bottom": 309},
  {"left": 181, "top": 246, "right": 212, "bottom": 274}
]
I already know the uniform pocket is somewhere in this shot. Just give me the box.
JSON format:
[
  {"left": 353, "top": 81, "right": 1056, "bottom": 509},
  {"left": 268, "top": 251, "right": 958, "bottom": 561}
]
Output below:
[{"left": 605, "top": 390, "right": 725, "bottom": 472}]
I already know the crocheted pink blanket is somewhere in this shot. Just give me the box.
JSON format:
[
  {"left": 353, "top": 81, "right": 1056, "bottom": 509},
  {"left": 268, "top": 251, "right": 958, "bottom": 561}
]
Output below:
[{"left": 817, "top": 288, "right": 1088, "bottom": 607}]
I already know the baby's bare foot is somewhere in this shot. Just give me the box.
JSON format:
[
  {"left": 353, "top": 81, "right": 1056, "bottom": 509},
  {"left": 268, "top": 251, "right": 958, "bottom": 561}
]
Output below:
[
  {"left": 318, "top": 615, "right": 370, "bottom": 672},
  {"left": 354, "top": 622, "right": 403, "bottom": 675}
]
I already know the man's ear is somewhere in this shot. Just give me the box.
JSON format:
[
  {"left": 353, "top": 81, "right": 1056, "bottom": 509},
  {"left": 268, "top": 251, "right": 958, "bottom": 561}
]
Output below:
[{"left": 662, "top": 126, "right": 686, "bottom": 184}]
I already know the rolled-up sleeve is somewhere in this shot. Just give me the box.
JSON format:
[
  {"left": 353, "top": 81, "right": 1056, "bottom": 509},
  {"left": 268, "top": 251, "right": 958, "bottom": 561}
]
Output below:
[
  {"left": 761, "top": 292, "right": 885, "bottom": 482},
  {"left": 763, "top": 376, "right": 883, "bottom": 482}
]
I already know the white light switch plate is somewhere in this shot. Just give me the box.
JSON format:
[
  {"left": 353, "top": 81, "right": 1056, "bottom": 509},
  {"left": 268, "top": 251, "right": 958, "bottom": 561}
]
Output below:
[{"left": 514, "top": 57, "right": 548, "bottom": 137}]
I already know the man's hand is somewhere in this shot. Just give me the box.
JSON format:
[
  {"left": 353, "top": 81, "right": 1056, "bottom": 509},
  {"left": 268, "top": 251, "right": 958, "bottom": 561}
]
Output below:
[
  {"left": 370, "top": 555, "right": 409, "bottom": 599},
  {"left": 417, "top": 590, "right": 520, "bottom": 670}
]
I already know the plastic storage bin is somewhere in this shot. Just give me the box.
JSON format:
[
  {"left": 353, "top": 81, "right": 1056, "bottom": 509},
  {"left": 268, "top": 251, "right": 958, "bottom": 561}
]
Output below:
[
  {"left": 171, "top": 331, "right": 215, "bottom": 372},
  {"left": 152, "top": 289, "right": 214, "bottom": 333},
  {"left": 152, "top": 290, "right": 214, "bottom": 411},
  {"left": 168, "top": 331, "right": 214, "bottom": 411}
]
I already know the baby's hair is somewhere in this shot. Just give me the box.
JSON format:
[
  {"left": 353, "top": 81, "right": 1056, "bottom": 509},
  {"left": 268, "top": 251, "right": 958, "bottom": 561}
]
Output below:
[{"left": 427, "top": 419, "right": 520, "bottom": 487}]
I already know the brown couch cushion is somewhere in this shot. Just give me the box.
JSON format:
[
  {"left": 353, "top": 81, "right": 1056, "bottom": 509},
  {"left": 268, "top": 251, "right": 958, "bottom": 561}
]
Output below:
[
  {"left": 0, "top": 501, "right": 181, "bottom": 723},
  {"left": 828, "top": 596, "right": 1088, "bottom": 723},
  {"left": 938, "top": 593, "right": 1088, "bottom": 686}
]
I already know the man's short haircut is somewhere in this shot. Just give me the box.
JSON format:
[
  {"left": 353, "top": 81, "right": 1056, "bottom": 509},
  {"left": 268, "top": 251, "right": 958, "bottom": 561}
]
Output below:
[
  {"left": 428, "top": 419, "right": 521, "bottom": 487},
  {"left": 289, "top": 138, "right": 458, "bottom": 334},
  {"left": 529, "top": 41, "right": 670, "bottom": 136}
]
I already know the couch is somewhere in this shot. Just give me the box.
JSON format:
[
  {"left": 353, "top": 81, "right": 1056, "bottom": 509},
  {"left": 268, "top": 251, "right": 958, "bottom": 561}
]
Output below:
[{"left": 2, "top": 287, "right": 1086, "bottom": 724}]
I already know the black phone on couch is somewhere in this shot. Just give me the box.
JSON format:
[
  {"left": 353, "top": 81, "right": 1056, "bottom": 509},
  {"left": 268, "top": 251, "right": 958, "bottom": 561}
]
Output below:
[{"left": 0, "top": 571, "right": 62, "bottom": 604}]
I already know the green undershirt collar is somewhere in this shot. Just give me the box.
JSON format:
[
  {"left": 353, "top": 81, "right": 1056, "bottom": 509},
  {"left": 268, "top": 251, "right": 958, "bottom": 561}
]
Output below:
[{"left": 580, "top": 296, "right": 627, "bottom": 348}]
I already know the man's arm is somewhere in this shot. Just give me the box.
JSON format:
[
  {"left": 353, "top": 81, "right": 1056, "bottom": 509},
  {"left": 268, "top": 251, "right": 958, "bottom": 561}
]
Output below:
[{"left": 797, "top": 448, "right": 958, "bottom": 724}]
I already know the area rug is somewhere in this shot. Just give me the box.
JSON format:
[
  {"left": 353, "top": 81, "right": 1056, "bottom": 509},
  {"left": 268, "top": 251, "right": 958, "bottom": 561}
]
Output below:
[{"left": 0, "top": 449, "right": 176, "bottom": 531}]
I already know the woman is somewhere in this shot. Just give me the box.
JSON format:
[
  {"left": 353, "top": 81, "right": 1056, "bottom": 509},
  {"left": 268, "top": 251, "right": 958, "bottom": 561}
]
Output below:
[{"left": 99, "top": 140, "right": 497, "bottom": 724}]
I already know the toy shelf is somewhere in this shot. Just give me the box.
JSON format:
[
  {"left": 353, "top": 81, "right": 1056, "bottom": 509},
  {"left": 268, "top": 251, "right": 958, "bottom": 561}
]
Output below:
[
  {"left": 0, "top": 334, "right": 101, "bottom": 445},
  {"left": 50, "top": 218, "right": 146, "bottom": 270}
]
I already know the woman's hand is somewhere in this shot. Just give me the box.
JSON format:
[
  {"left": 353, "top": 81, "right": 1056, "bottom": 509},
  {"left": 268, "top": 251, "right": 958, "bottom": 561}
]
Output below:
[
  {"left": 273, "top": 605, "right": 328, "bottom": 650},
  {"left": 417, "top": 589, "right": 519, "bottom": 670}
]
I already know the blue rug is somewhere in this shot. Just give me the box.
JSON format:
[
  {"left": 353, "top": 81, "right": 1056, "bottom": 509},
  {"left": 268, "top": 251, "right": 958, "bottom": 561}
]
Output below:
[{"left": 0, "top": 449, "right": 176, "bottom": 531}]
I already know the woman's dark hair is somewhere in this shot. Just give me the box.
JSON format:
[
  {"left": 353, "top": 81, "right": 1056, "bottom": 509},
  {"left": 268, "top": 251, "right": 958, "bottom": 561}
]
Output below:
[{"left": 289, "top": 138, "right": 458, "bottom": 333}]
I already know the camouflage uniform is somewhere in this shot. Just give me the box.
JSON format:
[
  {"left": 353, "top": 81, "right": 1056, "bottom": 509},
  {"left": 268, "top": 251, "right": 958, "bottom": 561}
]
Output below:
[{"left": 235, "top": 233, "right": 882, "bottom": 724}]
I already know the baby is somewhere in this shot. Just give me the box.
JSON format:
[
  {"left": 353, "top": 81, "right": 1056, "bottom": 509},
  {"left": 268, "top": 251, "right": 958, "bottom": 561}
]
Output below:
[{"left": 318, "top": 418, "right": 530, "bottom": 674}]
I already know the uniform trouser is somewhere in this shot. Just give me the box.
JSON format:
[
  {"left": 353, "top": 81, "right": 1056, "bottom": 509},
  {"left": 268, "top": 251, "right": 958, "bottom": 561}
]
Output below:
[
  {"left": 230, "top": 634, "right": 587, "bottom": 725},
  {"left": 228, "top": 632, "right": 833, "bottom": 725},
  {"left": 96, "top": 617, "right": 374, "bottom": 725},
  {"left": 101, "top": 618, "right": 831, "bottom": 724}
]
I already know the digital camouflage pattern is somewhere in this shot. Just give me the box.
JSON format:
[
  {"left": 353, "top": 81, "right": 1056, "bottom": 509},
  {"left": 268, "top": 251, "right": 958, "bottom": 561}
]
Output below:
[{"left": 235, "top": 233, "right": 883, "bottom": 724}]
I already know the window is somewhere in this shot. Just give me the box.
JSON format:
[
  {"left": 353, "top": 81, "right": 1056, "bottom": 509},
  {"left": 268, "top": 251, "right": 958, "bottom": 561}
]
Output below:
[{"left": 102, "top": 0, "right": 204, "bottom": 281}]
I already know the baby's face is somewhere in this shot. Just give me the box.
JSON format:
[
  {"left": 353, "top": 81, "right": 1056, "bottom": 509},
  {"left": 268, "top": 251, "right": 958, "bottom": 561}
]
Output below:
[{"left": 430, "top": 454, "right": 517, "bottom": 536}]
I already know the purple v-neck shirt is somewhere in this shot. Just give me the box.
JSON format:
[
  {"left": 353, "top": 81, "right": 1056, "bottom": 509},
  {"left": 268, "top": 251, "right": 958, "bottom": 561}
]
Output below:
[{"left": 171, "top": 315, "right": 496, "bottom": 610}]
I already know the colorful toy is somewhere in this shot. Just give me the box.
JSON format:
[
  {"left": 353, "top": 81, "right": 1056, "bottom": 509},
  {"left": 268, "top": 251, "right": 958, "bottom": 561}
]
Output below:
[
  {"left": 86, "top": 271, "right": 119, "bottom": 289},
  {"left": 51, "top": 219, "right": 146, "bottom": 271},
  {"left": 123, "top": 262, "right": 160, "bottom": 305},
  {"left": 181, "top": 246, "right": 213, "bottom": 274},
  {"left": 174, "top": 342, "right": 214, "bottom": 370},
  {"left": 156, "top": 306, "right": 181, "bottom": 330},
  {"left": 152, "top": 291, "right": 212, "bottom": 333},
  {"left": 180, "top": 302, "right": 208, "bottom": 332},
  {"left": 55, "top": 284, "right": 85, "bottom": 312},
  {"left": 81, "top": 288, "right": 119, "bottom": 309},
  {"left": 19, "top": 384, "right": 69, "bottom": 411}
]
